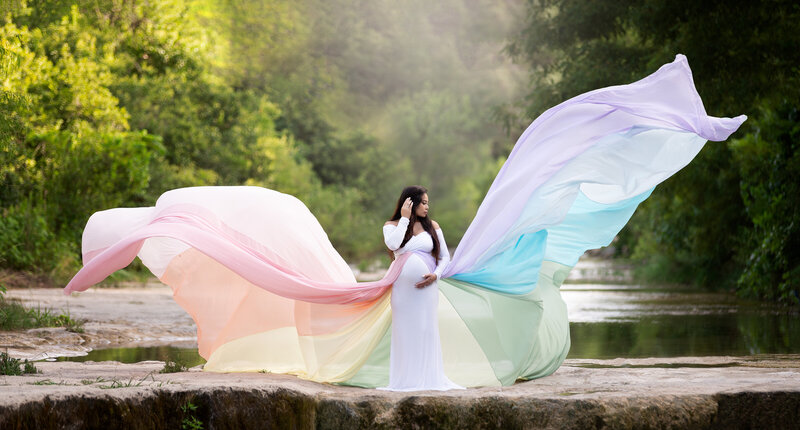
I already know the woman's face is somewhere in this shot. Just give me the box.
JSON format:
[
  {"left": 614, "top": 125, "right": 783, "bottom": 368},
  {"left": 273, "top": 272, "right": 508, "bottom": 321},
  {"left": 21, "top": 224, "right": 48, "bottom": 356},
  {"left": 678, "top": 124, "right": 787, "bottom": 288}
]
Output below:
[{"left": 415, "top": 193, "right": 429, "bottom": 218}]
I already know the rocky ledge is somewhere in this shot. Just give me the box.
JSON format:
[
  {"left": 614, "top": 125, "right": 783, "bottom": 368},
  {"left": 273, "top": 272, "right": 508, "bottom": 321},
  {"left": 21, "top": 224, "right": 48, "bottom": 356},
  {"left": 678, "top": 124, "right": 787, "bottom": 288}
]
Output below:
[{"left": 1, "top": 356, "right": 798, "bottom": 429}]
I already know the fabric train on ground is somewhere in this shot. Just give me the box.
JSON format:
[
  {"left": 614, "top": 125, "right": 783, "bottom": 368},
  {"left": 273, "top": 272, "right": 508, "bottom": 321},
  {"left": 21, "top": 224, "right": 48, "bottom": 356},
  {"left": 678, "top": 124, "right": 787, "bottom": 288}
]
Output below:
[{"left": 64, "top": 54, "right": 746, "bottom": 388}]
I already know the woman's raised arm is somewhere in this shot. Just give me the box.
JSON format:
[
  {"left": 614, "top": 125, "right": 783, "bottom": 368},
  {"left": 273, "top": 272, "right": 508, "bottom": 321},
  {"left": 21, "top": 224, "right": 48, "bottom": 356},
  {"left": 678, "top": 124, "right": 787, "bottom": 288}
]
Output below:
[{"left": 383, "top": 217, "right": 410, "bottom": 251}]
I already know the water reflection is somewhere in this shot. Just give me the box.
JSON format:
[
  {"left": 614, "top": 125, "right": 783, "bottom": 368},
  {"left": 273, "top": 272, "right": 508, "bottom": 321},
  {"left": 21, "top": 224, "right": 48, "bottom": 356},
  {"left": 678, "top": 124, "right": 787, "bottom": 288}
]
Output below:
[
  {"left": 58, "top": 345, "right": 206, "bottom": 367},
  {"left": 564, "top": 284, "right": 800, "bottom": 358}
]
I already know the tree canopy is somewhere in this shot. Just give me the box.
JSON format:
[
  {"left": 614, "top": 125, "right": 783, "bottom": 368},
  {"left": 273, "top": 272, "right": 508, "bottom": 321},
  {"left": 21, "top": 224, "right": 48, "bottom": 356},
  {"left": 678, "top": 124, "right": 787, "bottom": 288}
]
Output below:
[
  {"left": 1, "top": 0, "right": 525, "bottom": 281},
  {"left": 1, "top": 0, "right": 796, "bottom": 304},
  {"left": 506, "top": 0, "right": 799, "bottom": 304}
]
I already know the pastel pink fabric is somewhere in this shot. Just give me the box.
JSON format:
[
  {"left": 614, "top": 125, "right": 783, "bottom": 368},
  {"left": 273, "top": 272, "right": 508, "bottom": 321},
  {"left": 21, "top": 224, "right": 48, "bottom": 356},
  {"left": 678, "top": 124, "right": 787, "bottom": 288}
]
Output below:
[
  {"left": 63, "top": 187, "right": 415, "bottom": 358},
  {"left": 65, "top": 203, "right": 411, "bottom": 304}
]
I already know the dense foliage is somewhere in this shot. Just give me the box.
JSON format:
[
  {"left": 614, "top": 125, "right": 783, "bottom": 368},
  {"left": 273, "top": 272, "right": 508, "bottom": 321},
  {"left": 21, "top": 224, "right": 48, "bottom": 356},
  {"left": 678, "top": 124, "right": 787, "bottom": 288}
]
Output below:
[
  {"left": 506, "top": 0, "right": 799, "bottom": 303},
  {"left": 0, "top": 0, "right": 522, "bottom": 281},
  {"left": 2, "top": 1, "right": 796, "bottom": 305}
]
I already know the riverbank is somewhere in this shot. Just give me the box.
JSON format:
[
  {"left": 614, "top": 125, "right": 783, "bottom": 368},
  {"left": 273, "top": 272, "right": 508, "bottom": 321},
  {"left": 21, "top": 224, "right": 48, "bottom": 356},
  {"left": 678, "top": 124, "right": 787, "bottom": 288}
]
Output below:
[
  {"left": 1, "top": 357, "right": 799, "bottom": 429},
  {"left": 2, "top": 258, "right": 633, "bottom": 360},
  {"left": 1, "top": 283, "right": 196, "bottom": 360},
  {"left": 2, "top": 261, "right": 799, "bottom": 428}
]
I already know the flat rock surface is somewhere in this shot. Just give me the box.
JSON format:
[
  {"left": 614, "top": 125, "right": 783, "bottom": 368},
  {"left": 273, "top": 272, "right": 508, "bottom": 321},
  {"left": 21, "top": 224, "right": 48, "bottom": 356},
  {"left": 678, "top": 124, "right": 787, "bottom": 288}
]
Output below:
[
  {"left": 1, "top": 356, "right": 799, "bottom": 405},
  {"left": 2, "top": 283, "right": 800, "bottom": 428}
]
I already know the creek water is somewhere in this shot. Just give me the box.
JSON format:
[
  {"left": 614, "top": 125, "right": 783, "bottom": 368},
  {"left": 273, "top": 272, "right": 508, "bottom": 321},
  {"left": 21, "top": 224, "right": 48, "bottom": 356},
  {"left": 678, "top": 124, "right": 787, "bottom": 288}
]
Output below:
[
  {"left": 564, "top": 283, "right": 799, "bottom": 359},
  {"left": 57, "top": 260, "right": 800, "bottom": 366}
]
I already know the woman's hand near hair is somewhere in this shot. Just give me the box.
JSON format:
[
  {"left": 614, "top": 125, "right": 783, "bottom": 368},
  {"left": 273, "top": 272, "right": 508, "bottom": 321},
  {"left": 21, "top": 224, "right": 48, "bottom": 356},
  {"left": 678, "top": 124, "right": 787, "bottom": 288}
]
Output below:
[
  {"left": 415, "top": 273, "right": 437, "bottom": 288},
  {"left": 400, "top": 197, "right": 412, "bottom": 218}
]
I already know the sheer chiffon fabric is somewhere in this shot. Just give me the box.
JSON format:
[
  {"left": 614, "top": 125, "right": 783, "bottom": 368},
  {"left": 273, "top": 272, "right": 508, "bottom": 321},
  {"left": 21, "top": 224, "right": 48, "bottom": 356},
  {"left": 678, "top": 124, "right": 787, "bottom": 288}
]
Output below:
[{"left": 64, "top": 54, "right": 746, "bottom": 388}]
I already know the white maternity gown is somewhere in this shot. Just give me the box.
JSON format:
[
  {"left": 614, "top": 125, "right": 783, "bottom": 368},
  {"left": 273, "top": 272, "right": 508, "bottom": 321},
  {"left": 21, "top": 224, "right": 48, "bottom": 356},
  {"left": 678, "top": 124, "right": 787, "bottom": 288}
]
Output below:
[{"left": 380, "top": 217, "right": 464, "bottom": 391}]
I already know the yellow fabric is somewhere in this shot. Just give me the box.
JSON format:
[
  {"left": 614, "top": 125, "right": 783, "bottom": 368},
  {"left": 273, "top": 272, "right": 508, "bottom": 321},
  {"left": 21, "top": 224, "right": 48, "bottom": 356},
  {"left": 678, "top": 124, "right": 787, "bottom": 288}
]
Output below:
[{"left": 205, "top": 291, "right": 393, "bottom": 382}]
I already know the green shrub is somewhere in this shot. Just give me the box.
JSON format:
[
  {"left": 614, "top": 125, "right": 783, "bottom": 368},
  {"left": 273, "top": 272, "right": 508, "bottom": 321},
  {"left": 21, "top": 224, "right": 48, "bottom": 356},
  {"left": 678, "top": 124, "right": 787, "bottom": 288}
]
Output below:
[
  {"left": 732, "top": 102, "right": 800, "bottom": 305},
  {"left": 0, "top": 351, "right": 39, "bottom": 376},
  {"left": 0, "top": 201, "right": 80, "bottom": 284}
]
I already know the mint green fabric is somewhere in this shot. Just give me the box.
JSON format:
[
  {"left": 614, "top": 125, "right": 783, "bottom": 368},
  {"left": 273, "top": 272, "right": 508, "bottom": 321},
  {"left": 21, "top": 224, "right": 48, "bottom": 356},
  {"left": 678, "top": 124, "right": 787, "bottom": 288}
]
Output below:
[
  {"left": 340, "top": 261, "right": 572, "bottom": 388},
  {"left": 339, "top": 325, "right": 391, "bottom": 388},
  {"left": 440, "top": 260, "right": 571, "bottom": 384}
]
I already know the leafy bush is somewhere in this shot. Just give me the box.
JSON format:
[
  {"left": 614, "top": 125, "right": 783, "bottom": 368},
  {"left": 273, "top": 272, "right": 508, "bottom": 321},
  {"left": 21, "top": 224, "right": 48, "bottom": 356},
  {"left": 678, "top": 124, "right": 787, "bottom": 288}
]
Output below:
[
  {"left": 0, "top": 351, "right": 39, "bottom": 376},
  {"left": 732, "top": 102, "right": 800, "bottom": 304},
  {"left": 0, "top": 200, "right": 78, "bottom": 279},
  {"left": 36, "top": 129, "right": 162, "bottom": 236}
]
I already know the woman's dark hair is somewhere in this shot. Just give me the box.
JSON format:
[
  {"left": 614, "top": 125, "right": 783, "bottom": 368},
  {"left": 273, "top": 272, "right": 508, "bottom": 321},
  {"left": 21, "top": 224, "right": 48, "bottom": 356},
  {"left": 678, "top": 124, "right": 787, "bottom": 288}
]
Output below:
[{"left": 388, "top": 185, "right": 440, "bottom": 263}]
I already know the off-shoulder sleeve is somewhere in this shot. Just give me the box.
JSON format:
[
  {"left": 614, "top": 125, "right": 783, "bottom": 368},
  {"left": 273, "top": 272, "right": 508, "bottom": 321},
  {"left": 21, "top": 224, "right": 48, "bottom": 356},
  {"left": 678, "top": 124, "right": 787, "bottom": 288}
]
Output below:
[
  {"left": 433, "top": 228, "right": 450, "bottom": 279},
  {"left": 383, "top": 217, "right": 410, "bottom": 251}
]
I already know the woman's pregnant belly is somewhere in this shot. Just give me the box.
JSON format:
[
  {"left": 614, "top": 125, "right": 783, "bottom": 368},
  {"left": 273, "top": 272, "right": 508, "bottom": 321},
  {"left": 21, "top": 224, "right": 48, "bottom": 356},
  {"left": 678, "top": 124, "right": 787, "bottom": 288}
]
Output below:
[
  {"left": 396, "top": 252, "right": 430, "bottom": 286},
  {"left": 391, "top": 253, "right": 439, "bottom": 329}
]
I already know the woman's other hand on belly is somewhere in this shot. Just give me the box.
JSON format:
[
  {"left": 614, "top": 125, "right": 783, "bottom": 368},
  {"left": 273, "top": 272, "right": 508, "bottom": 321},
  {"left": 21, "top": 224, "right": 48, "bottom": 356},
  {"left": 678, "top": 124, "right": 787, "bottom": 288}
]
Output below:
[{"left": 415, "top": 273, "right": 437, "bottom": 288}]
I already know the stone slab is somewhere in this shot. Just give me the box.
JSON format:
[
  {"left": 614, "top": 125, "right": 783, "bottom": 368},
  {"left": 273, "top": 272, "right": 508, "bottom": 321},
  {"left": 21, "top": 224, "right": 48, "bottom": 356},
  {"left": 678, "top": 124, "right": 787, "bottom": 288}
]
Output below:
[{"left": 1, "top": 357, "right": 798, "bottom": 429}]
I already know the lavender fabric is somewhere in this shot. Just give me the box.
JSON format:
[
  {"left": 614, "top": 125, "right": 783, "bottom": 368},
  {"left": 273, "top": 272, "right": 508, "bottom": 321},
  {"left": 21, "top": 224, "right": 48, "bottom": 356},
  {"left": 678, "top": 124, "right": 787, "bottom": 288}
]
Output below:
[{"left": 444, "top": 54, "right": 747, "bottom": 281}]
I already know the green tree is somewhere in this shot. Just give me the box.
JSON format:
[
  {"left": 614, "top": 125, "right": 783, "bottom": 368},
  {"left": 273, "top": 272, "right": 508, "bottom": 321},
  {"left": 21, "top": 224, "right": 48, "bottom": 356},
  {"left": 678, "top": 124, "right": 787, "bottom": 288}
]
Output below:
[
  {"left": 0, "top": 1, "right": 336, "bottom": 277},
  {"left": 507, "top": 0, "right": 800, "bottom": 301},
  {"left": 205, "top": 0, "right": 526, "bottom": 243},
  {"left": 1, "top": 0, "right": 529, "bottom": 278},
  {"left": 732, "top": 102, "right": 800, "bottom": 304}
]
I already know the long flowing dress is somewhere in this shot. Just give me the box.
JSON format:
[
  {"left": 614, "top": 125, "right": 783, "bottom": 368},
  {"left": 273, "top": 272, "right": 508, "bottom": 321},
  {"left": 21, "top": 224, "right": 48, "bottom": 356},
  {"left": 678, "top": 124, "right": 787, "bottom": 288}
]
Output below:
[
  {"left": 63, "top": 54, "right": 747, "bottom": 388},
  {"left": 380, "top": 219, "right": 464, "bottom": 391}
]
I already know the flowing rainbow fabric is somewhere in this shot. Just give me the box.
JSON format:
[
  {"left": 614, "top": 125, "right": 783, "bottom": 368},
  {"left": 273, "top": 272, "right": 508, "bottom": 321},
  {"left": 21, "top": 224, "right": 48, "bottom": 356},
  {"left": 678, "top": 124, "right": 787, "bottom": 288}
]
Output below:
[{"left": 64, "top": 55, "right": 746, "bottom": 387}]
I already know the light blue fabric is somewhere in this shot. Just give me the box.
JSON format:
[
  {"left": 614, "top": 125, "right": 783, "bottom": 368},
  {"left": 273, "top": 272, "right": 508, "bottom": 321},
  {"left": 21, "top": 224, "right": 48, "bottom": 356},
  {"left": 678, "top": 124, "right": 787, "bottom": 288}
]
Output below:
[
  {"left": 448, "top": 125, "right": 711, "bottom": 295},
  {"left": 450, "top": 188, "right": 652, "bottom": 293},
  {"left": 543, "top": 188, "right": 653, "bottom": 266},
  {"left": 450, "top": 230, "right": 547, "bottom": 293}
]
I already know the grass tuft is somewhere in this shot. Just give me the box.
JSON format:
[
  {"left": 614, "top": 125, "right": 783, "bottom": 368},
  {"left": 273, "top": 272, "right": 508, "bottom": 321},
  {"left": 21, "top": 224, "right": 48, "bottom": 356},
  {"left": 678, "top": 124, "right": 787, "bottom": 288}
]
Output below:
[
  {"left": 0, "top": 284, "right": 86, "bottom": 332},
  {"left": 27, "top": 378, "right": 75, "bottom": 386},
  {"left": 98, "top": 377, "right": 145, "bottom": 389},
  {"left": 160, "top": 349, "right": 190, "bottom": 374},
  {"left": 97, "top": 371, "right": 169, "bottom": 389},
  {"left": 1, "top": 351, "right": 39, "bottom": 376},
  {"left": 80, "top": 376, "right": 111, "bottom": 385}
]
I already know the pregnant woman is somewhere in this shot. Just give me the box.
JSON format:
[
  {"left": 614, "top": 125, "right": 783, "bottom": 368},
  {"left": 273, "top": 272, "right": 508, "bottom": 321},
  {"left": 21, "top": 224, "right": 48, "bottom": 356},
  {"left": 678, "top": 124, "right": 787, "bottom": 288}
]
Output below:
[
  {"left": 64, "top": 55, "right": 746, "bottom": 389},
  {"left": 381, "top": 186, "right": 463, "bottom": 391}
]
